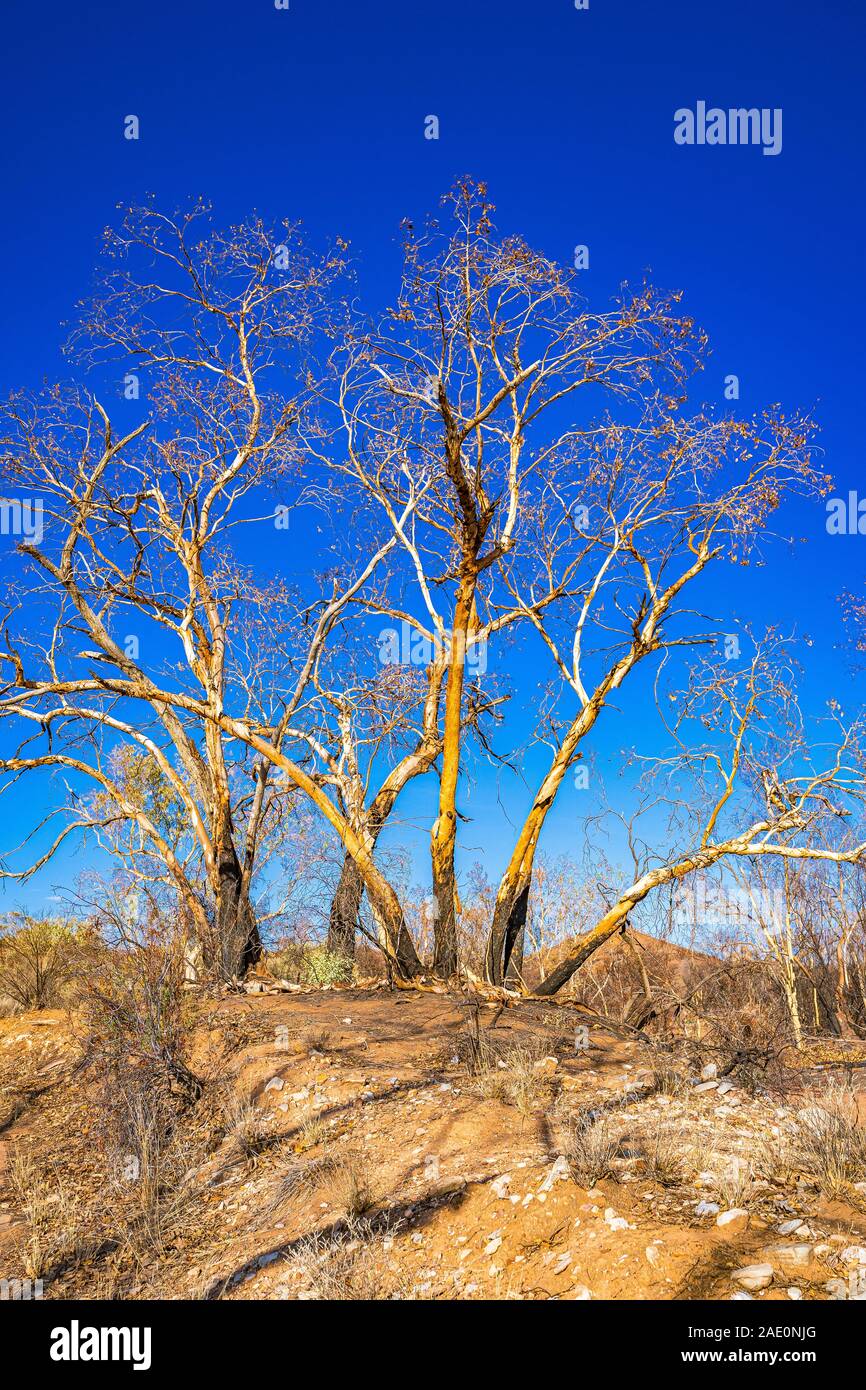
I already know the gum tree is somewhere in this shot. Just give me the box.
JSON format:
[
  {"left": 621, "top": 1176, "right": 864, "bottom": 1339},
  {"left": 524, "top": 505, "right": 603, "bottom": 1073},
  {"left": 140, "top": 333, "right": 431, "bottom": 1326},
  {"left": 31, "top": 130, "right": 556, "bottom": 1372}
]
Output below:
[{"left": 326, "top": 179, "right": 701, "bottom": 973}]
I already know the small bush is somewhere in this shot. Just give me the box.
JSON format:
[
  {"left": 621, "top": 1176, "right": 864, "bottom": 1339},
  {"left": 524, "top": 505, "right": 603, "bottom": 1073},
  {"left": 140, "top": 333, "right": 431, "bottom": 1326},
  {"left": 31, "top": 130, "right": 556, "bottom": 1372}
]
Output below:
[
  {"left": 81, "top": 940, "right": 200, "bottom": 1101},
  {"left": 565, "top": 1112, "right": 619, "bottom": 1187},
  {"left": 80, "top": 939, "right": 205, "bottom": 1256},
  {"left": 222, "top": 1090, "right": 270, "bottom": 1162},
  {"left": 792, "top": 1086, "right": 866, "bottom": 1199},
  {"left": 0, "top": 916, "right": 80, "bottom": 1011},
  {"left": 268, "top": 943, "right": 354, "bottom": 988},
  {"left": 640, "top": 1119, "right": 686, "bottom": 1187}
]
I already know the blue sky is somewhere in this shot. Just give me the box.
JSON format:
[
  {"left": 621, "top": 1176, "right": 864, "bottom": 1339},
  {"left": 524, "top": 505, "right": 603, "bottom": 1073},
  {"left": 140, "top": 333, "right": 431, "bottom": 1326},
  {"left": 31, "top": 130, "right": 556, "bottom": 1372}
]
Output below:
[{"left": 1, "top": 0, "right": 864, "bottom": 911}]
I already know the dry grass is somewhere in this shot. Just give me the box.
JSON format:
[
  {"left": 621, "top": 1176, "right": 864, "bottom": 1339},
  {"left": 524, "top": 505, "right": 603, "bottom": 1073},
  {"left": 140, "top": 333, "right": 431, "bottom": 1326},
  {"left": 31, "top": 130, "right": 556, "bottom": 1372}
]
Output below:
[
  {"left": 792, "top": 1085, "right": 866, "bottom": 1199},
  {"left": 647, "top": 1053, "right": 689, "bottom": 1097},
  {"left": 465, "top": 1030, "right": 557, "bottom": 1118},
  {"left": 328, "top": 1152, "right": 376, "bottom": 1218},
  {"left": 752, "top": 1130, "right": 800, "bottom": 1188},
  {"left": 296, "top": 1115, "right": 329, "bottom": 1152},
  {"left": 222, "top": 1090, "right": 270, "bottom": 1162},
  {"left": 710, "top": 1155, "right": 757, "bottom": 1208},
  {"left": 9, "top": 1151, "right": 89, "bottom": 1281},
  {"left": 261, "top": 1149, "right": 373, "bottom": 1222},
  {"left": 297, "top": 1025, "right": 331, "bottom": 1055},
  {"left": 639, "top": 1118, "right": 686, "bottom": 1187},
  {"left": 283, "top": 1222, "right": 409, "bottom": 1300},
  {"left": 564, "top": 1112, "right": 619, "bottom": 1187},
  {"left": 260, "top": 1155, "right": 344, "bottom": 1220}
]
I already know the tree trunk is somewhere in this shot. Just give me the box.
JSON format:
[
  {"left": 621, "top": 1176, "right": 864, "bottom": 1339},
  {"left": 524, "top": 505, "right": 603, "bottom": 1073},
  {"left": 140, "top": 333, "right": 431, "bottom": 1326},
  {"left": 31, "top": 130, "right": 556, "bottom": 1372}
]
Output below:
[
  {"left": 328, "top": 844, "right": 423, "bottom": 973},
  {"left": 534, "top": 908, "right": 629, "bottom": 996},
  {"left": 502, "top": 882, "right": 530, "bottom": 984},
  {"left": 216, "top": 843, "right": 262, "bottom": 980},
  {"left": 486, "top": 765, "right": 565, "bottom": 983},
  {"left": 328, "top": 852, "right": 364, "bottom": 960},
  {"left": 431, "top": 576, "right": 476, "bottom": 975},
  {"left": 504, "top": 924, "right": 526, "bottom": 985},
  {"left": 219, "top": 716, "right": 424, "bottom": 979}
]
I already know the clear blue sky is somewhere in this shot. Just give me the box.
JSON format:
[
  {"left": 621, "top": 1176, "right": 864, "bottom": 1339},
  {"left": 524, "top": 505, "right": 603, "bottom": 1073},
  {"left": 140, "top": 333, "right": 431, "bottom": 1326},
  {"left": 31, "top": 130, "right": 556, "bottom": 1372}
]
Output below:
[{"left": 1, "top": 0, "right": 864, "bottom": 910}]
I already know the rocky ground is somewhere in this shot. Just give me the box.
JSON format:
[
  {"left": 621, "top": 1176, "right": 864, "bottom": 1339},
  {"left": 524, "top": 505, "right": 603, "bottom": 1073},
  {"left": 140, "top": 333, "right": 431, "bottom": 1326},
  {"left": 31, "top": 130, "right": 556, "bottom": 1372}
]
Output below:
[{"left": 1, "top": 987, "right": 865, "bottom": 1301}]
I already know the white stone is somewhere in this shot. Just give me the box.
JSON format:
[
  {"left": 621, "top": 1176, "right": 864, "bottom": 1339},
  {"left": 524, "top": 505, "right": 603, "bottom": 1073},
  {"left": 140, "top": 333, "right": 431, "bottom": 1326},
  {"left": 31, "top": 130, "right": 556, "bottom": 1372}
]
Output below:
[
  {"left": 695, "top": 1201, "right": 720, "bottom": 1217},
  {"left": 777, "top": 1219, "right": 803, "bottom": 1236},
  {"left": 717, "top": 1208, "right": 749, "bottom": 1228},
  {"left": 539, "top": 1155, "right": 571, "bottom": 1191},
  {"left": 773, "top": 1244, "right": 813, "bottom": 1265},
  {"left": 732, "top": 1263, "right": 774, "bottom": 1291}
]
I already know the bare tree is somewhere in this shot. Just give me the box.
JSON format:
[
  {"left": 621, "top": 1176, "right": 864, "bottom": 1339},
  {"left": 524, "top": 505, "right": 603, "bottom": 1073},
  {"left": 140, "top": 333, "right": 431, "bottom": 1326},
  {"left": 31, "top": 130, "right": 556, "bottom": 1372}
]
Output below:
[
  {"left": 481, "top": 397, "right": 828, "bottom": 983},
  {"left": 324, "top": 178, "right": 702, "bottom": 973},
  {"left": 2, "top": 188, "right": 862, "bottom": 1002},
  {"left": 533, "top": 637, "right": 866, "bottom": 996},
  {"left": 0, "top": 205, "right": 352, "bottom": 977}
]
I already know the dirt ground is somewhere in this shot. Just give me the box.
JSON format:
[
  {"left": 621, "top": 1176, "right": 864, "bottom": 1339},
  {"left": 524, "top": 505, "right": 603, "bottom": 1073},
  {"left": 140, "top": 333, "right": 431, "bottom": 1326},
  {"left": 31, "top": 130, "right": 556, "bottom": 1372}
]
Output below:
[{"left": 1, "top": 987, "right": 865, "bottom": 1301}]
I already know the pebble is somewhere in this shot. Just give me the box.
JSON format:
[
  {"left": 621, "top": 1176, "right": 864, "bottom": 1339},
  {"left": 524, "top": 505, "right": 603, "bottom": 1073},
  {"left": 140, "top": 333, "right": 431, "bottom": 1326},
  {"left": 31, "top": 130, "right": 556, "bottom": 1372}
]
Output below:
[
  {"left": 539, "top": 1155, "right": 571, "bottom": 1191},
  {"left": 695, "top": 1201, "right": 720, "bottom": 1217},
  {"left": 716, "top": 1208, "right": 749, "bottom": 1232},
  {"left": 604, "top": 1207, "right": 629, "bottom": 1232},
  {"left": 772, "top": 1244, "right": 813, "bottom": 1266},
  {"left": 732, "top": 1263, "right": 774, "bottom": 1291}
]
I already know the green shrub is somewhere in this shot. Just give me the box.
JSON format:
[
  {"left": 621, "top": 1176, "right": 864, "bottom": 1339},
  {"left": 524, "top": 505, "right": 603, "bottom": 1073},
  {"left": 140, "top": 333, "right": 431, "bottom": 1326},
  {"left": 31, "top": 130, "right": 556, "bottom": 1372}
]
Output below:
[
  {"left": 268, "top": 943, "right": 354, "bottom": 987},
  {"left": 0, "top": 916, "right": 80, "bottom": 1010}
]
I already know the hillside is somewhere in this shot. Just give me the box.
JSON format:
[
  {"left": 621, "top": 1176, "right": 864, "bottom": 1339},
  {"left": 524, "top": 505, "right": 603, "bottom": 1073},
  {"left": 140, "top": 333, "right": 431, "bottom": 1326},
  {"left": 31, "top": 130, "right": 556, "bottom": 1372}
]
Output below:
[{"left": 2, "top": 985, "right": 865, "bottom": 1302}]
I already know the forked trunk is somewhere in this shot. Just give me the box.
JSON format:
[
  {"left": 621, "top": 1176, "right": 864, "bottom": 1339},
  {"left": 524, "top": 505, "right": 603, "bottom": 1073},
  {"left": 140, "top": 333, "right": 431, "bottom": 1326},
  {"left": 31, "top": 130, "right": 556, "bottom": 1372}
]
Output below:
[{"left": 328, "top": 846, "right": 423, "bottom": 974}]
